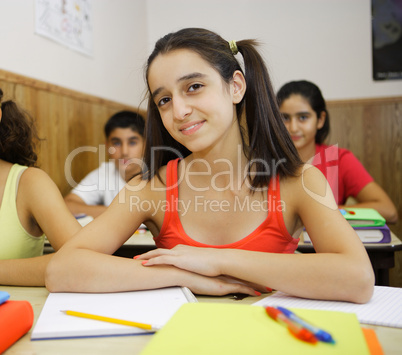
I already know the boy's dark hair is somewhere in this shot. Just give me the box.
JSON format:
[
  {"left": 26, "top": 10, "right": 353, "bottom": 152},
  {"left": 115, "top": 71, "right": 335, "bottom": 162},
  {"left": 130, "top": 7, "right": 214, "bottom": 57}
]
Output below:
[
  {"left": 276, "top": 80, "right": 330, "bottom": 144},
  {"left": 0, "top": 88, "right": 40, "bottom": 167},
  {"left": 104, "top": 110, "right": 145, "bottom": 139},
  {"left": 143, "top": 28, "right": 302, "bottom": 188}
]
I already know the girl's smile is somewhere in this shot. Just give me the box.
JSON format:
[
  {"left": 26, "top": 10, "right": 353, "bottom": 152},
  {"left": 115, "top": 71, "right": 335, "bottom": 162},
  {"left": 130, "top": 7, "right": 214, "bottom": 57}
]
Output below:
[{"left": 179, "top": 120, "right": 206, "bottom": 135}]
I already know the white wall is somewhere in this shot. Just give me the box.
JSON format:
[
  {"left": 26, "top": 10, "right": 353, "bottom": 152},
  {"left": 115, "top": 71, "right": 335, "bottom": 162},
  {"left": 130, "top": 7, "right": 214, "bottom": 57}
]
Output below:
[
  {"left": 146, "top": 0, "right": 402, "bottom": 101},
  {"left": 0, "top": 0, "right": 148, "bottom": 107},
  {"left": 1, "top": 0, "right": 401, "bottom": 107}
]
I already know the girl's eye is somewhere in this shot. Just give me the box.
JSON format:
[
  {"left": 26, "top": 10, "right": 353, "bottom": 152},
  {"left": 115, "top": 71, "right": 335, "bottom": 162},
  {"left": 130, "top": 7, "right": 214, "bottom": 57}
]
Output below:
[
  {"left": 280, "top": 114, "right": 289, "bottom": 122},
  {"left": 188, "top": 83, "right": 203, "bottom": 92},
  {"left": 157, "top": 97, "right": 171, "bottom": 107},
  {"left": 299, "top": 115, "right": 309, "bottom": 121}
]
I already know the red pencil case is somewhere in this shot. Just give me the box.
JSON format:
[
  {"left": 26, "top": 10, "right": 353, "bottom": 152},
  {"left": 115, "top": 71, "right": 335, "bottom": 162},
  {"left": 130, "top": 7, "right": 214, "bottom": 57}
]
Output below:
[{"left": 0, "top": 300, "right": 34, "bottom": 353}]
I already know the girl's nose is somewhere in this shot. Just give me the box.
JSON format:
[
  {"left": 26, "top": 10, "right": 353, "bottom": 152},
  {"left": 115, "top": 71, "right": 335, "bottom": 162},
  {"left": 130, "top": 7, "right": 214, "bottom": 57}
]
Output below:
[
  {"left": 172, "top": 97, "right": 191, "bottom": 120},
  {"left": 288, "top": 118, "right": 299, "bottom": 133}
]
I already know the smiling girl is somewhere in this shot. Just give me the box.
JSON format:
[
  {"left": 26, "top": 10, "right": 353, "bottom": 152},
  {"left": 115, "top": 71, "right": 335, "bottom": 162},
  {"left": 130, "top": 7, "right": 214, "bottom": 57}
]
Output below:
[
  {"left": 47, "top": 28, "right": 374, "bottom": 303},
  {"left": 277, "top": 80, "right": 397, "bottom": 223}
]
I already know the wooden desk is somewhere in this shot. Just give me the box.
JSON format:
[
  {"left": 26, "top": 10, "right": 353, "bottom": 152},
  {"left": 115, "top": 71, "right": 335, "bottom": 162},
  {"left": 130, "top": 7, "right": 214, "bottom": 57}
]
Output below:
[
  {"left": 43, "top": 231, "right": 157, "bottom": 257},
  {"left": 297, "top": 233, "right": 402, "bottom": 287},
  {"left": 1, "top": 286, "right": 401, "bottom": 355},
  {"left": 44, "top": 216, "right": 152, "bottom": 256},
  {"left": 113, "top": 232, "right": 157, "bottom": 257}
]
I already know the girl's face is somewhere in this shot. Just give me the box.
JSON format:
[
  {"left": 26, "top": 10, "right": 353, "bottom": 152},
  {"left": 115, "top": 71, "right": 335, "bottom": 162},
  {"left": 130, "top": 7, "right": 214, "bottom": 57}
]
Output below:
[
  {"left": 279, "top": 94, "right": 325, "bottom": 151},
  {"left": 147, "top": 49, "right": 245, "bottom": 155}
]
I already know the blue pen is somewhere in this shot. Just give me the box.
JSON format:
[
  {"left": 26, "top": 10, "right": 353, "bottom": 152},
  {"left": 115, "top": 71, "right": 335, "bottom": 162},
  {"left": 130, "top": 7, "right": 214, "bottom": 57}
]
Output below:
[{"left": 276, "top": 306, "right": 335, "bottom": 344}]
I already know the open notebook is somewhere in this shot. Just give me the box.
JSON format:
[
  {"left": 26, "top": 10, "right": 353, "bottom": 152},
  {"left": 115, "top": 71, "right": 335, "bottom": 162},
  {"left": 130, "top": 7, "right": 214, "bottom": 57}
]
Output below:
[
  {"left": 31, "top": 286, "right": 196, "bottom": 340},
  {"left": 253, "top": 286, "right": 402, "bottom": 328}
]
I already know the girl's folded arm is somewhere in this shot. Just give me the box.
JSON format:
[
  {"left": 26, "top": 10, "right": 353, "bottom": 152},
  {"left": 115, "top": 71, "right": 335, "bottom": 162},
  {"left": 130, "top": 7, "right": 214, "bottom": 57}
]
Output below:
[{"left": 218, "top": 167, "right": 375, "bottom": 303}]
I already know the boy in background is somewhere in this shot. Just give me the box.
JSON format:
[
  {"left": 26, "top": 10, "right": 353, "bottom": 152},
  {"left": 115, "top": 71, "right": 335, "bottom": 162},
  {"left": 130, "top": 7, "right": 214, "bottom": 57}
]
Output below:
[{"left": 64, "top": 111, "right": 145, "bottom": 218}]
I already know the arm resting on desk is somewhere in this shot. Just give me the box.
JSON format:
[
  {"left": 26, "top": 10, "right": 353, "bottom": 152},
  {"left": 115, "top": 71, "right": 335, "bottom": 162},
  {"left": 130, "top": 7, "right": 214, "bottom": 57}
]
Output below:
[
  {"left": 0, "top": 254, "right": 54, "bottom": 286},
  {"left": 341, "top": 182, "right": 398, "bottom": 224}
]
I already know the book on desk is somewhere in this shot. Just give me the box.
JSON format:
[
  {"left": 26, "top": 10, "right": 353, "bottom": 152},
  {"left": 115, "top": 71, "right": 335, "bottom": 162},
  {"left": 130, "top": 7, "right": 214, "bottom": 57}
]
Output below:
[
  {"left": 31, "top": 286, "right": 196, "bottom": 340},
  {"left": 139, "top": 286, "right": 402, "bottom": 355},
  {"left": 141, "top": 302, "right": 372, "bottom": 355},
  {"left": 339, "top": 207, "right": 385, "bottom": 227},
  {"left": 303, "top": 208, "right": 390, "bottom": 244}
]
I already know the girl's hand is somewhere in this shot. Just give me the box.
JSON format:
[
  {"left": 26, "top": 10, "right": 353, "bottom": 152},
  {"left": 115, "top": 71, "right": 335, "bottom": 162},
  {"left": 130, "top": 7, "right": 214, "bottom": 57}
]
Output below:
[
  {"left": 181, "top": 272, "right": 265, "bottom": 297},
  {"left": 136, "top": 246, "right": 270, "bottom": 295},
  {"left": 135, "top": 245, "right": 223, "bottom": 277}
]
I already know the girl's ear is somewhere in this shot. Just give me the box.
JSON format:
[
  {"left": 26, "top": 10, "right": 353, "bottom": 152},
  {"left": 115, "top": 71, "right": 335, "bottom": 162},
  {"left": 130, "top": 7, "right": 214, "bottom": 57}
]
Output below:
[
  {"left": 317, "top": 111, "right": 326, "bottom": 129},
  {"left": 232, "top": 70, "right": 246, "bottom": 104}
]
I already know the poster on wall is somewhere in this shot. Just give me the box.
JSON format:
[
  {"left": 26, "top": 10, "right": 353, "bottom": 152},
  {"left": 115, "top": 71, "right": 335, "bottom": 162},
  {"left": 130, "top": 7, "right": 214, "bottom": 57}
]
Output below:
[
  {"left": 35, "top": 0, "right": 93, "bottom": 57},
  {"left": 372, "top": 0, "right": 402, "bottom": 80}
]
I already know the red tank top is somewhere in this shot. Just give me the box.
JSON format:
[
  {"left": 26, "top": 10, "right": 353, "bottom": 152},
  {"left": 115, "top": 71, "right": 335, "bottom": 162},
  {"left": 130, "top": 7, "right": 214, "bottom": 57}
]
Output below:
[{"left": 154, "top": 158, "right": 299, "bottom": 253}]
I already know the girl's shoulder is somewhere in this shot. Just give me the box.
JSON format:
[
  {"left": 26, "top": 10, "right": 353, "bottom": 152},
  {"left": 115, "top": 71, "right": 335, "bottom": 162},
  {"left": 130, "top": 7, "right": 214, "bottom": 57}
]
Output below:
[
  {"left": 125, "top": 165, "right": 168, "bottom": 198},
  {"left": 280, "top": 163, "right": 336, "bottom": 207},
  {"left": 18, "top": 167, "right": 63, "bottom": 206},
  {"left": 18, "top": 166, "right": 53, "bottom": 187},
  {"left": 316, "top": 143, "right": 354, "bottom": 159}
]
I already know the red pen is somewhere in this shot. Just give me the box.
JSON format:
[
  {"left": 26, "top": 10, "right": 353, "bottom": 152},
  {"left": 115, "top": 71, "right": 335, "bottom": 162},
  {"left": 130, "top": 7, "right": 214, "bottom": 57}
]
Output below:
[{"left": 265, "top": 306, "right": 317, "bottom": 344}]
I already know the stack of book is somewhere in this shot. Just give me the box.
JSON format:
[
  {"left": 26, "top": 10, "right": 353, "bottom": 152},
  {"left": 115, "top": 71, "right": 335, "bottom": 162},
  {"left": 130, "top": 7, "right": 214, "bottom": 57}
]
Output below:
[{"left": 303, "top": 208, "right": 391, "bottom": 244}]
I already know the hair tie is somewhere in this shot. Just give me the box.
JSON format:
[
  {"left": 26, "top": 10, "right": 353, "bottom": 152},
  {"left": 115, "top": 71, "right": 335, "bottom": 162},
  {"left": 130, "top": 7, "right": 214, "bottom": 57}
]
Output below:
[{"left": 228, "top": 40, "right": 238, "bottom": 55}]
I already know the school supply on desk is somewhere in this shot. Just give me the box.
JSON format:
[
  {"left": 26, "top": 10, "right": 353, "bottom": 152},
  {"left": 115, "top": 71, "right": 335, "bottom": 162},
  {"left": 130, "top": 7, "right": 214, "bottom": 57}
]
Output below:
[
  {"left": 31, "top": 286, "right": 196, "bottom": 340},
  {"left": 60, "top": 310, "right": 159, "bottom": 331},
  {"left": 253, "top": 286, "right": 402, "bottom": 328},
  {"left": 302, "top": 224, "right": 391, "bottom": 244},
  {"left": 0, "top": 291, "right": 10, "bottom": 305},
  {"left": 352, "top": 225, "right": 391, "bottom": 243},
  {"left": 265, "top": 306, "right": 318, "bottom": 344},
  {"left": 0, "top": 299, "right": 34, "bottom": 353},
  {"left": 361, "top": 328, "right": 384, "bottom": 355},
  {"left": 276, "top": 306, "right": 335, "bottom": 343},
  {"left": 140, "top": 302, "right": 369, "bottom": 355},
  {"left": 340, "top": 208, "right": 385, "bottom": 227}
]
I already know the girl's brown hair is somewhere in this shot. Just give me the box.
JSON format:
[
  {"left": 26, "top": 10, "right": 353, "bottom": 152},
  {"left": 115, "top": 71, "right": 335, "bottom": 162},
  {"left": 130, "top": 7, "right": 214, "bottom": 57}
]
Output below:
[
  {"left": 0, "top": 89, "right": 40, "bottom": 167},
  {"left": 143, "top": 28, "right": 302, "bottom": 189}
]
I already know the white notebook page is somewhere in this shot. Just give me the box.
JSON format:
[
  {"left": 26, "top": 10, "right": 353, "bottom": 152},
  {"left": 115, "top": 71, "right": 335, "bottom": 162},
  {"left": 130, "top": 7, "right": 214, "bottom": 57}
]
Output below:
[
  {"left": 31, "top": 286, "right": 196, "bottom": 340},
  {"left": 253, "top": 286, "right": 402, "bottom": 328}
]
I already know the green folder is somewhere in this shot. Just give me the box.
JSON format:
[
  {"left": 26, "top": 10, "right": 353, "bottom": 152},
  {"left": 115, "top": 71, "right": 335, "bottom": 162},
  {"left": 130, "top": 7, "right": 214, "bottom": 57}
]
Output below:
[
  {"left": 140, "top": 303, "right": 370, "bottom": 355},
  {"left": 340, "top": 208, "right": 386, "bottom": 227}
]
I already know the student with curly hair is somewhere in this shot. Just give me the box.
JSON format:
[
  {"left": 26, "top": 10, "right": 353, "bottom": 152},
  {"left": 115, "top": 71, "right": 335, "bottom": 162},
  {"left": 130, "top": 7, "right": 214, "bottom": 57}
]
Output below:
[{"left": 0, "top": 88, "right": 81, "bottom": 285}]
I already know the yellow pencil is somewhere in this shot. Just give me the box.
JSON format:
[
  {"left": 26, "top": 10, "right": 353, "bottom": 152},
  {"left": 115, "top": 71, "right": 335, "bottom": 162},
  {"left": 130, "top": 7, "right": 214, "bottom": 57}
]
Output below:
[{"left": 61, "top": 310, "right": 159, "bottom": 331}]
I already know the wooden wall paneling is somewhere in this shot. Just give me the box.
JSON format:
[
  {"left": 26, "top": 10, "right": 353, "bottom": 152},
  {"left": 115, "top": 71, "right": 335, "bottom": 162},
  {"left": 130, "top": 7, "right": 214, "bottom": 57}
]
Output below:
[
  {"left": 327, "top": 99, "right": 401, "bottom": 214},
  {"left": 0, "top": 69, "right": 140, "bottom": 196},
  {"left": 327, "top": 98, "right": 402, "bottom": 287}
]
